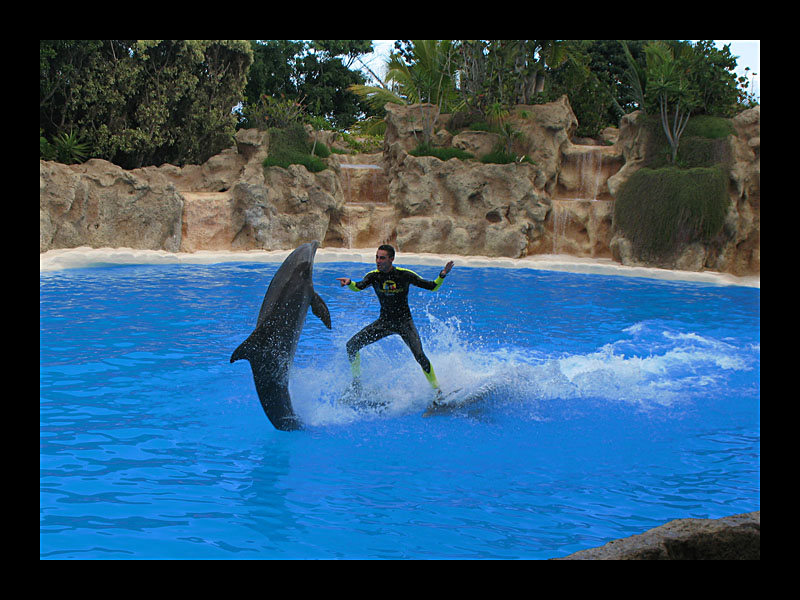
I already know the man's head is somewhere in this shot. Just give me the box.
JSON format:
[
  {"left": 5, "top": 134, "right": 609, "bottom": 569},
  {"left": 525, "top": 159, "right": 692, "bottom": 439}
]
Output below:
[{"left": 376, "top": 244, "right": 395, "bottom": 273}]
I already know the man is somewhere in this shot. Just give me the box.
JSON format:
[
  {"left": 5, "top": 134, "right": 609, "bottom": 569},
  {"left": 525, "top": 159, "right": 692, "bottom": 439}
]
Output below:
[{"left": 336, "top": 245, "right": 454, "bottom": 403}]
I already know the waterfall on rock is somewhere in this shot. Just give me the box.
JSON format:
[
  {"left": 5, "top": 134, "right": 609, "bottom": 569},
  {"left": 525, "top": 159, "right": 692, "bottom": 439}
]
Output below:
[
  {"left": 551, "top": 145, "right": 622, "bottom": 257},
  {"left": 332, "top": 160, "right": 391, "bottom": 249},
  {"left": 577, "top": 148, "right": 604, "bottom": 201}
]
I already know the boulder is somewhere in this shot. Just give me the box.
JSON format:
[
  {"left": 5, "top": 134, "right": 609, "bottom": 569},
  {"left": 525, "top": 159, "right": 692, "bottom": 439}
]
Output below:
[
  {"left": 384, "top": 103, "right": 441, "bottom": 154},
  {"left": 229, "top": 164, "right": 340, "bottom": 251},
  {"left": 451, "top": 131, "right": 501, "bottom": 158},
  {"left": 555, "top": 511, "right": 760, "bottom": 560}
]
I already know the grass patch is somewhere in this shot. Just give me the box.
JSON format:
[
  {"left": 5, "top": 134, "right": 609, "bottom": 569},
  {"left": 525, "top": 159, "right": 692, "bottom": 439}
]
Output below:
[
  {"left": 641, "top": 114, "right": 734, "bottom": 169},
  {"left": 614, "top": 166, "right": 730, "bottom": 262},
  {"left": 479, "top": 149, "right": 535, "bottom": 165},
  {"left": 263, "top": 123, "right": 328, "bottom": 173}
]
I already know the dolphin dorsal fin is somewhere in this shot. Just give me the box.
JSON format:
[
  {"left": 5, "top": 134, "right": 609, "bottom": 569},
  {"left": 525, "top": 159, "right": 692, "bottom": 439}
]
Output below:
[{"left": 311, "top": 292, "right": 331, "bottom": 329}]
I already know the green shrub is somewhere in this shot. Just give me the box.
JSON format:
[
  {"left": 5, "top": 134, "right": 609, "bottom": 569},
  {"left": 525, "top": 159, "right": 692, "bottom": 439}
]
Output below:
[
  {"left": 676, "top": 136, "right": 733, "bottom": 168},
  {"left": 40, "top": 129, "right": 90, "bottom": 164},
  {"left": 311, "top": 141, "right": 331, "bottom": 158},
  {"left": 641, "top": 114, "right": 734, "bottom": 169},
  {"left": 479, "top": 149, "right": 534, "bottom": 165},
  {"left": 480, "top": 149, "right": 516, "bottom": 164},
  {"left": 409, "top": 143, "right": 474, "bottom": 161},
  {"left": 263, "top": 123, "right": 328, "bottom": 173},
  {"left": 614, "top": 166, "right": 730, "bottom": 261},
  {"left": 684, "top": 115, "right": 735, "bottom": 139},
  {"left": 341, "top": 132, "right": 383, "bottom": 154}
]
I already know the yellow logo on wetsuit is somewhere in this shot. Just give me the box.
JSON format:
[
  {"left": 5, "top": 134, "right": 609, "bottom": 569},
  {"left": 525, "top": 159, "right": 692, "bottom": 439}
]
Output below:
[{"left": 381, "top": 280, "right": 400, "bottom": 293}]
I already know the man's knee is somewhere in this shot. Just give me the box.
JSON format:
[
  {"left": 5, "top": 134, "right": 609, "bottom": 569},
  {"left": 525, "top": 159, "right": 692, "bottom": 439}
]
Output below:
[{"left": 346, "top": 338, "right": 359, "bottom": 361}]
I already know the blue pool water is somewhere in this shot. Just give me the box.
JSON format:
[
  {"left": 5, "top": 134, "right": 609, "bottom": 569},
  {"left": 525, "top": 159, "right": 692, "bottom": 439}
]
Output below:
[{"left": 40, "top": 261, "right": 760, "bottom": 559}]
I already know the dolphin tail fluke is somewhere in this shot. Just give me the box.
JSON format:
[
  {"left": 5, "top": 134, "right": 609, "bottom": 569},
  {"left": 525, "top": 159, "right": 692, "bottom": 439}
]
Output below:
[{"left": 311, "top": 291, "right": 332, "bottom": 329}]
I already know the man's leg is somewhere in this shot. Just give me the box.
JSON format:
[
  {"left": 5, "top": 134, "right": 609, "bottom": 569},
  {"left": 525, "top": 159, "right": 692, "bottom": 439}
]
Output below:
[
  {"left": 346, "top": 320, "right": 393, "bottom": 379},
  {"left": 398, "top": 320, "right": 441, "bottom": 391}
]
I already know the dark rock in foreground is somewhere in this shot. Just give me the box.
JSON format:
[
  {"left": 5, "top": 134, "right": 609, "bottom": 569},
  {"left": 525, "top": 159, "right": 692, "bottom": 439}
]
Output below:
[{"left": 554, "top": 511, "right": 760, "bottom": 560}]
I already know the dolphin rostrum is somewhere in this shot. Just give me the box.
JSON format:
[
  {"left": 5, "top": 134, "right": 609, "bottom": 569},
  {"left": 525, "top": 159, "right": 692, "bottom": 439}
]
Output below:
[{"left": 230, "top": 241, "right": 331, "bottom": 431}]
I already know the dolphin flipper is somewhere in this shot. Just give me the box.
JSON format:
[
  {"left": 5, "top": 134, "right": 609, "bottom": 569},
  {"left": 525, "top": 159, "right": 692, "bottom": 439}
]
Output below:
[
  {"left": 311, "top": 291, "right": 332, "bottom": 329},
  {"left": 230, "top": 337, "right": 253, "bottom": 363}
]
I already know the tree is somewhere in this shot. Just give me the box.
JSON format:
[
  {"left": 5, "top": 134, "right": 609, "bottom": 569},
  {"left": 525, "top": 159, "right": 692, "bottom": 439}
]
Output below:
[
  {"left": 349, "top": 40, "right": 460, "bottom": 112},
  {"left": 240, "top": 40, "right": 376, "bottom": 130},
  {"left": 682, "top": 40, "right": 742, "bottom": 117},
  {"left": 644, "top": 41, "right": 697, "bottom": 165},
  {"left": 453, "top": 40, "right": 581, "bottom": 114},
  {"left": 40, "top": 40, "right": 253, "bottom": 168}
]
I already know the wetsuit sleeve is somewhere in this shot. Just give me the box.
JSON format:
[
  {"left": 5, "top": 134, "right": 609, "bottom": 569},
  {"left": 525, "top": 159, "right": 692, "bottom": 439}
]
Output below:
[
  {"left": 401, "top": 268, "right": 445, "bottom": 291},
  {"left": 349, "top": 271, "right": 376, "bottom": 291}
]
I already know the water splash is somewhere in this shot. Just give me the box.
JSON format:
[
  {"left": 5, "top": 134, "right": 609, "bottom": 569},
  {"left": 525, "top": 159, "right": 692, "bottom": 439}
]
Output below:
[{"left": 290, "top": 313, "right": 758, "bottom": 427}]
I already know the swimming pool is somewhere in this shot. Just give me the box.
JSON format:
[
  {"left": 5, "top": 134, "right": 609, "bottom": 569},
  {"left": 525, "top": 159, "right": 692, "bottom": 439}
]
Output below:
[{"left": 40, "top": 260, "right": 760, "bottom": 559}]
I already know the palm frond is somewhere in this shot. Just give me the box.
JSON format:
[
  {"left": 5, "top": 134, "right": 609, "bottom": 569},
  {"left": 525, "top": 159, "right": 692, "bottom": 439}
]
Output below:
[{"left": 347, "top": 84, "right": 407, "bottom": 110}]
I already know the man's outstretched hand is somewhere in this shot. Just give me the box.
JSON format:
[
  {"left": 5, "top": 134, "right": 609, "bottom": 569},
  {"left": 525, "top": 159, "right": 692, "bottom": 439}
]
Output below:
[{"left": 440, "top": 261, "right": 454, "bottom": 278}]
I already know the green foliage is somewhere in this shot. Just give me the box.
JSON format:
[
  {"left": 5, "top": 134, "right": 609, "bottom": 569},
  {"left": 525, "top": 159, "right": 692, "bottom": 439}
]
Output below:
[
  {"left": 241, "top": 94, "right": 308, "bottom": 130},
  {"left": 243, "top": 40, "right": 377, "bottom": 130},
  {"left": 349, "top": 40, "right": 462, "bottom": 116},
  {"left": 340, "top": 132, "right": 383, "bottom": 153},
  {"left": 55, "top": 130, "right": 90, "bottom": 164},
  {"left": 683, "top": 115, "right": 735, "bottom": 139},
  {"left": 409, "top": 143, "right": 474, "bottom": 161},
  {"left": 479, "top": 150, "right": 520, "bottom": 164},
  {"left": 311, "top": 141, "right": 331, "bottom": 158},
  {"left": 455, "top": 40, "right": 576, "bottom": 114},
  {"left": 641, "top": 114, "right": 734, "bottom": 169},
  {"left": 684, "top": 40, "right": 742, "bottom": 117},
  {"left": 614, "top": 166, "right": 729, "bottom": 261},
  {"left": 40, "top": 128, "right": 91, "bottom": 164},
  {"left": 40, "top": 40, "right": 253, "bottom": 168},
  {"left": 263, "top": 123, "right": 328, "bottom": 173},
  {"left": 40, "top": 133, "right": 55, "bottom": 161}
]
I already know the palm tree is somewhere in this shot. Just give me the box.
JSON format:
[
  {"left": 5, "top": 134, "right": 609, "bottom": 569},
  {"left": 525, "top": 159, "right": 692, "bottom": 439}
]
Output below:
[{"left": 349, "top": 40, "right": 461, "bottom": 113}]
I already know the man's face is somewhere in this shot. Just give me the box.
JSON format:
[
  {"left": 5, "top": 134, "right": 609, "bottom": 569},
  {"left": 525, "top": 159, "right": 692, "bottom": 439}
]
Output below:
[{"left": 376, "top": 250, "right": 393, "bottom": 273}]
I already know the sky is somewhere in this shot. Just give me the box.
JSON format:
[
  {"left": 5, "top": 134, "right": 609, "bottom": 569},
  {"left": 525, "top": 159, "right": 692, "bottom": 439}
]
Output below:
[
  {"left": 713, "top": 40, "right": 759, "bottom": 101},
  {"left": 360, "top": 40, "right": 760, "bottom": 102}
]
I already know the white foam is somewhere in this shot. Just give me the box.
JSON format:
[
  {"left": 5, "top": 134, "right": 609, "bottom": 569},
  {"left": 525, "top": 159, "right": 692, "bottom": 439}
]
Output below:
[{"left": 40, "top": 246, "right": 760, "bottom": 288}]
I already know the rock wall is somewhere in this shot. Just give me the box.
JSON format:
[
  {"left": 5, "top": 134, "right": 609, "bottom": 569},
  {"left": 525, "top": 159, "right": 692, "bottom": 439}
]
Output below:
[
  {"left": 39, "top": 97, "right": 760, "bottom": 275},
  {"left": 555, "top": 511, "right": 760, "bottom": 560},
  {"left": 40, "top": 159, "right": 184, "bottom": 253}
]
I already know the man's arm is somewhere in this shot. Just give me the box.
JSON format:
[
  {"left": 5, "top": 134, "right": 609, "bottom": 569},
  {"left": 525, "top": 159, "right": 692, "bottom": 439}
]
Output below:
[
  {"left": 336, "top": 277, "right": 360, "bottom": 291},
  {"left": 404, "top": 261, "right": 455, "bottom": 292},
  {"left": 337, "top": 271, "right": 376, "bottom": 291}
]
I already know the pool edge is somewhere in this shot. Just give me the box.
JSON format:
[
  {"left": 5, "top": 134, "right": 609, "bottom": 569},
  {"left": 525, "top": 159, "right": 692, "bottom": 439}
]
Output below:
[{"left": 40, "top": 246, "right": 760, "bottom": 289}]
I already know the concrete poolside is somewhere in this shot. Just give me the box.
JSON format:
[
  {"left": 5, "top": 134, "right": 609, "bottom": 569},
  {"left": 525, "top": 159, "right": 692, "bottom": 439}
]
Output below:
[{"left": 40, "top": 246, "right": 760, "bottom": 289}]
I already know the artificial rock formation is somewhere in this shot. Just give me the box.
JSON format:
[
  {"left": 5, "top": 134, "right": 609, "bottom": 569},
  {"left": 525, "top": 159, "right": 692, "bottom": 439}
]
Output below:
[
  {"left": 608, "top": 106, "right": 760, "bottom": 275},
  {"left": 39, "top": 97, "right": 760, "bottom": 275}
]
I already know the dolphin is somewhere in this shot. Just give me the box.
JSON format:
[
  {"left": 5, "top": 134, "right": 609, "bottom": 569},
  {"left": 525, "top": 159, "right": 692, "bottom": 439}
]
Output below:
[{"left": 230, "top": 241, "right": 331, "bottom": 431}]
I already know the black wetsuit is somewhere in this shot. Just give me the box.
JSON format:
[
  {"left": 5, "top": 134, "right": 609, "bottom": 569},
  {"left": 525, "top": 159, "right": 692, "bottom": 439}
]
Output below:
[{"left": 346, "top": 267, "right": 445, "bottom": 374}]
